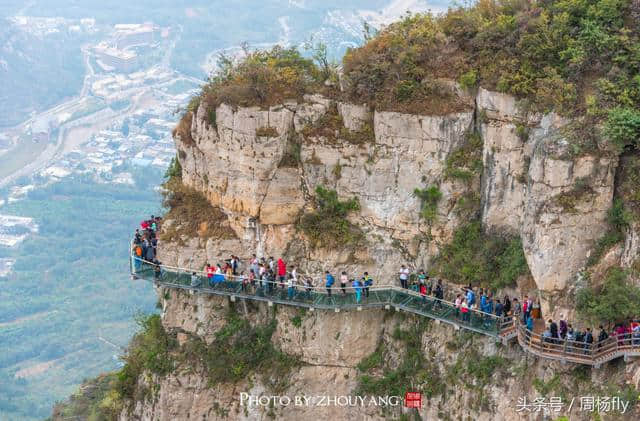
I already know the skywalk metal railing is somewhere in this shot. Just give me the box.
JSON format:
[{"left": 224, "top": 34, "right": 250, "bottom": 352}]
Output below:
[
  {"left": 515, "top": 322, "right": 640, "bottom": 367},
  {"left": 130, "top": 256, "right": 508, "bottom": 337},
  {"left": 130, "top": 255, "right": 640, "bottom": 366}
]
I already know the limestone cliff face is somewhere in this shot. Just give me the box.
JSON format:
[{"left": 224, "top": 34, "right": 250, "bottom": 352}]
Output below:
[
  {"left": 476, "top": 88, "right": 619, "bottom": 315},
  {"left": 119, "top": 287, "right": 640, "bottom": 421},
  {"left": 172, "top": 85, "right": 631, "bottom": 317},
  {"left": 175, "top": 89, "right": 480, "bottom": 283},
  {"left": 127, "top": 103, "right": 638, "bottom": 419}
]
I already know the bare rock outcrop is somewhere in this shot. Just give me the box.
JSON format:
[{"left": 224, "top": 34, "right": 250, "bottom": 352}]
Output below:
[{"left": 172, "top": 86, "right": 619, "bottom": 316}]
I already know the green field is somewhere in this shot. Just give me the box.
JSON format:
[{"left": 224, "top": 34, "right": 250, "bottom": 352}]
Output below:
[{"left": 0, "top": 170, "right": 162, "bottom": 420}]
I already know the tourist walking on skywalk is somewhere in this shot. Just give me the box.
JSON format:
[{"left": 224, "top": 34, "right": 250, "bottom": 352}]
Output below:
[
  {"left": 363, "top": 272, "right": 372, "bottom": 297},
  {"left": 353, "top": 278, "right": 363, "bottom": 303},
  {"left": 205, "top": 263, "right": 214, "bottom": 285},
  {"left": 548, "top": 319, "right": 559, "bottom": 344},
  {"left": 340, "top": 271, "right": 348, "bottom": 295},
  {"left": 597, "top": 325, "right": 608, "bottom": 350},
  {"left": 399, "top": 264, "right": 409, "bottom": 289},
  {"left": 277, "top": 258, "right": 286, "bottom": 287},
  {"left": 304, "top": 276, "right": 313, "bottom": 299},
  {"left": 494, "top": 299, "right": 503, "bottom": 317},
  {"left": 559, "top": 316, "right": 568, "bottom": 339},
  {"left": 287, "top": 274, "right": 296, "bottom": 300},
  {"left": 465, "top": 286, "right": 475, "bottom": 308},
  {"left": 503, "top": 296, "right": 511, "bottom": 315},
  {"left": 250, "top": 254, "right": 259, "bottom": 278},
  {"left": 420, "top": 282, "right": 428, "bottom": 304},
  {"left": 191, "top": 271, "right": 201, "bottom": 287},
  {"left": 512, "top": 298, "right": 521, "bottom": 320},
  {"left": 240, "top": 271, "right": 249, "bottom": 292},
  {"left": 265, "top": 269, "right": 275, "bottom": 294},
  {"left": 460, "top": 298, "right": 470, "bottom": 322},
  {"left": 584, "top": 328, "right": 594, "bottom": 354},
  {"left": 230, "top": 255, "right": 239, "bottom": 275},
  {"left": 325, "top": 271, "right": 335, "bottom": 296},
  {"left": 434, "top": 280, "right": 444, "bottom": 309},
  {"left": 133, "top": 244, "right": 143, "bottom": 271}
]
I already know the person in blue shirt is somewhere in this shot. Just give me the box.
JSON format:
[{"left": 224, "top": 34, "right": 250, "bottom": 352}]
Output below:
[
  {"left": 325, "top": 271, "right": 335, "bottom": 296},
  {"left": 353, "top": 278, "right": 363, "bottom": 303},
  {"left": 466, "top": 287, "right": 475, "bottom": 307},
  {"left": 480, "top": 293, "right": 488, "bottom": 313},
  {"left": 526, "top": 315, "right": 534, "bottom": 331},
  {"left": 486, "top": 296, "right": 494, "bottom": 314}
]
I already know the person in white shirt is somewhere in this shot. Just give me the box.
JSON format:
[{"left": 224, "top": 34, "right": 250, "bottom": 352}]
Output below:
[
  {"left": 287, "top": 274, "right": 296, "bottom": 300},
  {"left": 399, "top": 264, "right": 410, "bottom": 289},
  {"left": 190, "top": 271, "right": 201, "bottom": 287}
]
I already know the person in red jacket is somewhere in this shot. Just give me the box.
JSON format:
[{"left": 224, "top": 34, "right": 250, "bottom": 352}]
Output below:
[
  {"left": 277, "top": 258, "right": 286, "bottom": 288},
  {"left": 205, "top": 263, "right": 214, "bottom": 286}
]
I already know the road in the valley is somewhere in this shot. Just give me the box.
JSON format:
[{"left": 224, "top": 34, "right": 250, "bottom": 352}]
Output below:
[{"left": 0, "top": 26, "right": 203, "bottom": 188}]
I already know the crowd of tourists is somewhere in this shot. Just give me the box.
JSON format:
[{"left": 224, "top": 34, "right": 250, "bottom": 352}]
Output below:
[
  {"left": 193, "top": 255, "right": 376, "bottom": 303},
  {"left": 132, "top": 223, "right": 639, "bottom": 353},
  {"left": 131, "top": 216, "right": 163, "bottom": 279},
  {"left": 539, "top": 317, "right": 640, "bottom": 352}
]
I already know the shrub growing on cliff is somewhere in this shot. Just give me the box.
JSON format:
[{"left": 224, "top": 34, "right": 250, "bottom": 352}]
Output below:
[
  {"left": 298, "top": 185, "right": 363, "bottom": 248},
  {"left": 617, "top": 151, "right": 640, "bottom": 219},
  {"left": 587, "top": 199, "right": 631, "bottom": 266},
  {"left": 180, "top": 312, "right": 298, "bottom": 392},
  {"left": 201, "top": 45, "right": 327, "bottom": 110},
  {"left": 444, "top": 131, "right": 483, "bottom": 182},
  {"left": 356, "top": 322, "right": 445, "bottom": 399},
  {"left": 255, "top": 126, "right": 279, "bottom": 137},
  {"left": 51, "top": 373, "right": 122, "bottom": 421},
  {"left": 432, "top": 221, "right": 530, "bottom": 289},
  {"left": 172, "top": 111, "right": 194, "bottom": 145},
  {"left": 577, "top": 267, "right": 640, "bottom": 324},
  {"left": 164, "top": 156, "right": 182, "bottom": 180},
  {"left": 604, "top": 107, "right": 640, "bottom": 152},
  {"left": 115, "top": 314, "right": 177, "bottom": 400},
  {"left": 301, "top": 103, "right": 375, "bottom": 145},
  {"left": 160, "top": 179, "right": 236, "bottom": 243},
  {"left": 413, "top": 186, "right": 442, "bottom": 223}
]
